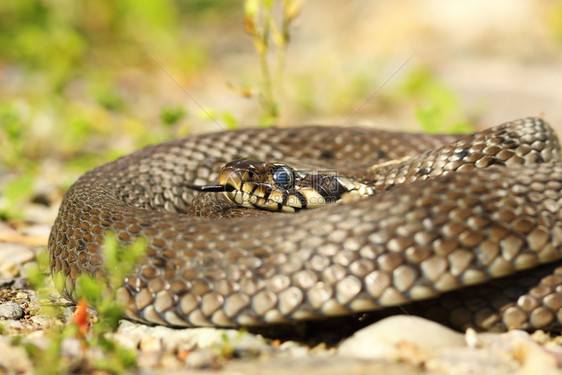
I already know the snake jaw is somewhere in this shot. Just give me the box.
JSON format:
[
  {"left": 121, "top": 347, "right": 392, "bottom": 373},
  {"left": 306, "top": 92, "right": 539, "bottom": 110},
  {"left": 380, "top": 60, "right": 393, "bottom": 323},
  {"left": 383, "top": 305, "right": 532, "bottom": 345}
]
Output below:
[
  {"left": 335, "top": 177, "right": 375, "bottom": 202},
  {"left": 228, "top": 189, "right": 258, "bottom": 209}
]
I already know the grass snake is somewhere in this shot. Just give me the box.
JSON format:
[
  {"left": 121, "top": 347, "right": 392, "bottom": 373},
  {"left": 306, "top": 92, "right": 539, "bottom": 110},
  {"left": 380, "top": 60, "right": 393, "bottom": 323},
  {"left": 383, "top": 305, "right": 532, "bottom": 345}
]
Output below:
[{"left": 48, "top": 117, "right": 562, "bottom": 331}]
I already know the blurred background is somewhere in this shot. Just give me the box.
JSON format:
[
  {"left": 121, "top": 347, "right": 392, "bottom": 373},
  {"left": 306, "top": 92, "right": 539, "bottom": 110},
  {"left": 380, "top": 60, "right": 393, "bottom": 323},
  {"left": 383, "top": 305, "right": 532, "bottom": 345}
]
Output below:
[{"left": 1, "top": 0, "right": 562, "bottom": 228}]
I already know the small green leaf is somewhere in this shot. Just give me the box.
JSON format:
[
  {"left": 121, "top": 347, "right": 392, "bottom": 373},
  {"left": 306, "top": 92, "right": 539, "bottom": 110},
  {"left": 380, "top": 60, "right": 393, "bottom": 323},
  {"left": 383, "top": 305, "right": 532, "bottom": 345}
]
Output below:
[
  {"left": 0, "top": 173, "right": 35, "bottom": 219},
  {"left": 94, "top": 87, "right": 125, "bottom": 112},
  {"left": 75, "top": 274, "right": 103, "bottom": 305},
  {"left": 221, "top": 111, "right": 239, "bottom": 130},
  {"left": 160, "top": 106, "right": 186, "bottom": 126},
  {"left": 197, "top": 107, "right": 218, "bottom": 121},
  {"left": 258, "top": 113, "right": 277, "bottom": 127},
  {"left": 2, "top": 174, "right": 34, "bottom": 206},
  {"left": 53, "top": 272, "right": 66, "bottom": 292}
]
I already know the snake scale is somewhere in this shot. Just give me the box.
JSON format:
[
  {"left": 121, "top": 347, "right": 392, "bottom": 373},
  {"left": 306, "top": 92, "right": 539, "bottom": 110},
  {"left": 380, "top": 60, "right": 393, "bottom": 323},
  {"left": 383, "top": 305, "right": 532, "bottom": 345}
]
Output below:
[{"left": 49, "top": 117, "right": 562, "bottom": 332}]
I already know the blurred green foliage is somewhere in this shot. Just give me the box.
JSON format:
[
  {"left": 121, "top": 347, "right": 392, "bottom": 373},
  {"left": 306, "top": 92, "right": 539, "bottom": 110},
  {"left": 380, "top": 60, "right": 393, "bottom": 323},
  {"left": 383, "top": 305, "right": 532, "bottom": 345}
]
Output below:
[
  {"left": 198, "top": 108, "right": 240, "bottom": 130},
  {"left": 548, "top": 1, "right": 562, "bottom": 43},
  {"left": 0, "top": 0, "right": 226, "bottom": 89},
  {"left": 0, "top": 0, "right": 240, "bottom": 219},
  {"left": 160, "top": 106, "right": 187, "bottom": 126},
  {"left": 0, "top": 173, "right": 35, "bottom": 220},
  {"left": 401, "top": 68, "right": 474, "bottom": 134},
  {"left": 0, "top": 1, "right": 479, "bottom": 221},
  {"left": 75, "top": 234, "right": 147, "bottom": 332}
]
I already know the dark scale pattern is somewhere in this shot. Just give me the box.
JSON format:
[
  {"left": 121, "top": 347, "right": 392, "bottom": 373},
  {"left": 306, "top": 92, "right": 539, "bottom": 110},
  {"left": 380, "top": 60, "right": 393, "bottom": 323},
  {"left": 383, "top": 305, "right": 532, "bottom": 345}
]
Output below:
[{"left": 48, "top": 118, "right": 562, "bottom": 330}]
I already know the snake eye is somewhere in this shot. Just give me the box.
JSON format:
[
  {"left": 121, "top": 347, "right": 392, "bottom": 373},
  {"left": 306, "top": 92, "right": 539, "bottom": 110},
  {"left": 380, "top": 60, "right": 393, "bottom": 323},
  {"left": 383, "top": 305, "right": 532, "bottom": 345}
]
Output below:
[{"left": 273, "top": 166, "right": 295, "bottom": 189}]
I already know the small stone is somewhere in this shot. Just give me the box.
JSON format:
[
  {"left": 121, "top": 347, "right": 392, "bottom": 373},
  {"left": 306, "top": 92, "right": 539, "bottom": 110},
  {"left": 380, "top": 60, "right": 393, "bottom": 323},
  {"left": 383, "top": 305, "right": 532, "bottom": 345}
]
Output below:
[
  {"left": 0, "top": 276, "right": 14, "bottom": 287},
  {"left": 1, "top": 319, "right": 24, "bottom": 334},
  {"left": 15, "top": 292, "right": 28, "bottom": 299},
  {"left": 229, "top": 332, "right": 271, "bottom": 357},
  {"left": 61, "top": 338, "right": 84, "bottom": 359},
  {"left": 30, "top": 315, "right": 59, "bottom": 328},
  {"left": 427, "top": 345, "right": 517, "bottom": 374},
  {"left": 62, "top": 307, "right": 75, "bottom": 323},
  {"left": 484, "top": 330, "right": 558, "bottom": 374},
  {"left": 159, "top": 351, "right": 183, "bottom": 369},
  {"left": 184, "top": 349, "right": 221, "bottom": 369},
  {"left": 337, "top": 316, "right": 465, "bottom": 360},
  {"left": 139, "top": 335, "right": 162, "bottom": 352},
  {"left": 515, "top": 337, "right": 558, "bottom": 375},
  {"left": 26, "top": 330, "right": 47, "bottom": 340},
  {"left": 23, "top": 223, "right": 51, "bottom": 238},
  {"left": 24, "top": 336, "right": 50, "bottom": 351},
  {"left": 136, "top": 351, "right": 160, "bottom": 368},
  {"left": 0, "top": 263, "right": 19, "bottom": 278},
  {"left": 116, "top": 320, "right": 269, "bottom": 356},
  {"left": 27, "top": 300, "right": 41, "bottom": 315},
  {"left": 0, "top": 339, "right": 33, "bottom": 373},
  {"left": 0, "top": 302, "right": 23, "bottom": 320},
  {"left": 279, "top": 341, "right": 310, "bottom": 357},
  {"left": 428, "top": 329, "right": 560, "bottom": 374},
  {"left": 531, "top": 330, "right": 551, "bottom": 345},
  {"left": 12, "top": 277, "right": 30, "bottom": 289},
  {"left": 111, "top": 333, "right": 139, "bottom": 351},
  {"left": 0, "top": 244, "right": 35, "bottom": 265}
]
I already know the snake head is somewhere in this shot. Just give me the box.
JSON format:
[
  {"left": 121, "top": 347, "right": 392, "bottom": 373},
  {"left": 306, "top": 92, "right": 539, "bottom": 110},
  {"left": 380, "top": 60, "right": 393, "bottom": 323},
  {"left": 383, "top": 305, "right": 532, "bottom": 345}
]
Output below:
[{"left": 188, "top": 159, "right": 374, "bottom": 212}]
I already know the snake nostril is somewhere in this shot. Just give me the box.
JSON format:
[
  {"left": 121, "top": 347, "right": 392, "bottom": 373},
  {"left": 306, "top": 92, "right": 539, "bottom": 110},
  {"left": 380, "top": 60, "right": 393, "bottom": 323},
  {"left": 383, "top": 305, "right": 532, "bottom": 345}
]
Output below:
[{"left": 247, "top": 171, "right": 257, "bottom": 181}]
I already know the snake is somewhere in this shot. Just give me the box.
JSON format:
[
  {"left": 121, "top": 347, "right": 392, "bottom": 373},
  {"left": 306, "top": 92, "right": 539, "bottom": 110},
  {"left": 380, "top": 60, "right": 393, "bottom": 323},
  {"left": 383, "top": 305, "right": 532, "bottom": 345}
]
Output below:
[{"left": 48, "top": 117, "right": 562, "bottom": 332}]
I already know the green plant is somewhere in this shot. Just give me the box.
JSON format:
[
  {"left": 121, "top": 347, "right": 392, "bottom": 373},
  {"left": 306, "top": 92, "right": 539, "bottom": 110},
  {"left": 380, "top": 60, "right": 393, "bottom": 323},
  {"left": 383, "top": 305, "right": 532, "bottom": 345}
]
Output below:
[
  {"left": 75, "top": 234, "right": 146, "bottom": 331},
  {"left": 0, "top": 1, "right": 214, "bottom": 195},
  {"left": 23, "top": 234, "right": 147, "bottom": 374},
  {"left": 243, "top": 0, "right": 303, "bottom": 126}
]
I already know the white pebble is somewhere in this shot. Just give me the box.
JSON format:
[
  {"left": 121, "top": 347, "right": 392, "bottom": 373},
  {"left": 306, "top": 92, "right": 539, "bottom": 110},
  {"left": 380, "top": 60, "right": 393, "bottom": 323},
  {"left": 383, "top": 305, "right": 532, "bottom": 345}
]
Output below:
[
  {"left": 0, "top": 302, "right": 23, "bottom": 320},
  {"left": 338, "top": 316, "right": 465, "bottom": 360}
]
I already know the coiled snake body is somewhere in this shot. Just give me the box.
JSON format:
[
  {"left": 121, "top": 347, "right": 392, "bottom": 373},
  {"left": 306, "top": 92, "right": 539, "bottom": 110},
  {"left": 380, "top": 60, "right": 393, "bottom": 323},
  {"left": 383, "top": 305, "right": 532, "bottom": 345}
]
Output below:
[{"left": 49, "top": 117, "right": 562, "bottom": 331}]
